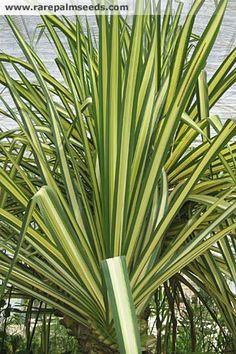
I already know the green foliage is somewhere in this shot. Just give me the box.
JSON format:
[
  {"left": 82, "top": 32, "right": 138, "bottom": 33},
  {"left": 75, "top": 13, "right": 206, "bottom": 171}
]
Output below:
[
  {"left": 175, "top": 293, "right": 233, "bottom": 353},
  {"left": 0, "top": 0, "right": 235, "bottom": 351},
  {"left": 150, "top": 283, "right": 235, "bottom": 353},
  {"left": 0, "top": 303, "right": 80, "bottom": 354}
]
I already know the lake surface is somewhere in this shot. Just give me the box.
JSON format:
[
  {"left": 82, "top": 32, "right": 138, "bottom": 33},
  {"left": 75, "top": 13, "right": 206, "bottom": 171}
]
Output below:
[{"left": 0, "top": 0, "right": 235, "bottom": 130}]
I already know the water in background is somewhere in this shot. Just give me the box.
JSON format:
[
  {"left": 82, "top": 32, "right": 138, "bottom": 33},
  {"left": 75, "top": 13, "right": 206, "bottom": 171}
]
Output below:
[{"left": 0, "top": 0, "right": 235, "bottom": 130}]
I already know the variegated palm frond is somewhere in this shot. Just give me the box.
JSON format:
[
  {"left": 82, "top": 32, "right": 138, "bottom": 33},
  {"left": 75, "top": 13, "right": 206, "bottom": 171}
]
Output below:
[{"left": 0, "top": 1, "right": 236, "bottom": 352}]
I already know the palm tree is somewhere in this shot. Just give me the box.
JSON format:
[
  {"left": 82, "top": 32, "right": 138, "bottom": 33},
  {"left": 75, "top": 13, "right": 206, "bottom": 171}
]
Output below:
[{"left": 0, "top": 0, "right": 236, "bottom": 352}]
